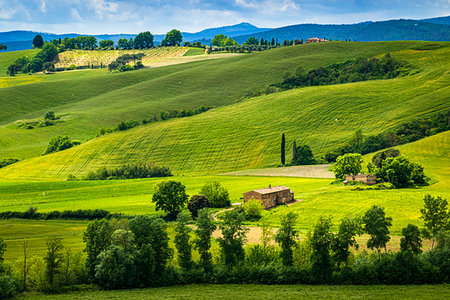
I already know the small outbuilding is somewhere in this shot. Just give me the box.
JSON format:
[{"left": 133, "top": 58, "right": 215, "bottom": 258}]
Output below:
[
  {"left": 243, "top": 185, "right": 294, "bottom": 209},
  {"left": 345, "top": 174, "right": 377, "bottom": 185}
]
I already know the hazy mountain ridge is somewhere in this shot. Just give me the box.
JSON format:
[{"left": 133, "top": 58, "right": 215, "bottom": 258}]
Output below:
[{"left": 0, "top": 17, "right": 449, "bottom": 52}]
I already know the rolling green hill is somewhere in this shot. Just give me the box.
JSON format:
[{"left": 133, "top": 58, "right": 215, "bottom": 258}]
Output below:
[
  {"left": 0, "top": 42, "right": 422, "bottom": 161},
  {"left": 0, "top": 48, "right": 39, "bottom": 75},
  {"left": 0, "top": 42, "right": 448, "bottom": 180}
]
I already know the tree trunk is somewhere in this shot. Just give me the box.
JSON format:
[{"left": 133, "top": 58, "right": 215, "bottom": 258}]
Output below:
[{"left": 431, "top": 232, "right": 435, "bottom": 250}]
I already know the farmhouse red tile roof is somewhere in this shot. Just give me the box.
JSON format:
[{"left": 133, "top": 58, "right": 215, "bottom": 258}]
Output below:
[{"left": 249, "top": 186, "right": 291, "bottom": 195}]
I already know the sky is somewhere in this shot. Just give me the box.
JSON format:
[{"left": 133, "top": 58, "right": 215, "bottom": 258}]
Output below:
[{"left": 0, "top": 0, "right": 449, "bottom": 34}]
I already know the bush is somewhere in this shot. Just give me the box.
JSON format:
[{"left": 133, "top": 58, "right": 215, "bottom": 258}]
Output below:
[
  {"left": 0, "top": 158, "right": 19, "bottom": 169},
  {"left": 43, "top": 62, "right": 55, "bottom": 72},
  {"left": 44, "top": 135, "right": 80, "bottom": 154},
  {"left": 187, "top": 195, "right": 211, "bottom": 219},
  {"left": 82, "top": 163, "right": 172, "bottom": 180},
  {"left": 376, "top": 156, "right": 426, "bottom": 187},
  {"left": 243, "top": 198, "right": 263, "bottom": 220},
  {"left": 200, "top": 181, "right": 231, "bottom": 208},
  {"left": 372, "top": 149, "right": 400, "bottom": 168},
  {"left": 0, "top": 275, "right": 19, "bottom": 299},
  {"left": 291, "top": 145, "right": 316, "bottom": 165}
]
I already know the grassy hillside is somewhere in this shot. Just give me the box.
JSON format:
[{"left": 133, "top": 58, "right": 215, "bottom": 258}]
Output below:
[
  {"left": 0, "top": 42, "right": 423, "bottom": 160},
  {"left": 0, "top": 48, "right": 39, "bottom": 74},
  {"left": 1, "top": 42, "right": 447, "bottom": 179}
]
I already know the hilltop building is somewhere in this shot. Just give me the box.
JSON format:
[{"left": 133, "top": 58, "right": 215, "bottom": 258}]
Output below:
[
  {"left": 243, "top": 185, "right": 294, "bottom": 209},
  {"left": 345, "top": 174, "right": 377, "bottom": 185},
  {"left": 306, "top": 37, "right": 329, "bottom": 43}
]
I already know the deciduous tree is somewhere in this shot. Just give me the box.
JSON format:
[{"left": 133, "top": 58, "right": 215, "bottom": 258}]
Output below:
[
  {"left": 400, "top": 224, "right": 422, "bottom": 254},
  {"left": 152, "top": 180, "right": 188, "bottom": 219},
  {"left": 274, "top": 212, "right": 298, "bottom": 266},
  {"left": 363, "top": 205, "right": 392, "bottom": 260},
  {"left": 194, "top": 208, "right": 216, "bottom": 273},
  {"left": 217, "top": 210, "right": 248, "bottom": 267},
  {"left": 420, "top": 195, "right": 449, "bottom": 249}
]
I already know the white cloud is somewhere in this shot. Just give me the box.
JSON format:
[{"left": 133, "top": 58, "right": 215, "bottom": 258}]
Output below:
[{"left": 39, "top": 0, "right": 47, "bottom": 13}]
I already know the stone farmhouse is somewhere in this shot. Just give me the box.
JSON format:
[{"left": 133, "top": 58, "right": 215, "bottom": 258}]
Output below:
[
  {"left": 345, "top": 174, "right": 377, "bottom": 185},
  {"left": 306, "top": 37, "right": 329, "bottom": 43},
  {"left": 243, "top": 185, "right": 294, "bottom": 209}
]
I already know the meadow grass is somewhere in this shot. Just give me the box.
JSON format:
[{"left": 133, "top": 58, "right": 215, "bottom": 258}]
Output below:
[
  {"left": 0, "top": 41, "right": 429, "bottom": 162},
  {"left": 0, "top": 49, "right": 39, "bottom": 75},
  {"left": 1, "top": 43, "right": 448, "bottom": 179},
  {"left": 1, "top": 130, "right": 447, "bottom": 235},
  {"left": 19, "top": 284, "right": 450, "bottom": 299}
]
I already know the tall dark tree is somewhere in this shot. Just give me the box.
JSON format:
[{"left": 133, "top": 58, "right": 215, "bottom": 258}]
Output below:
[
  {"left": 292, "top": 140, "right": 297, "bottom": 162},
  {"left": 33, "top": 34, "right": 44, "bottom": 48},
  {"left": 281, "top": 133, "right": 285, "bottom": 166},
  {"left": 194, "top": 208, "right": 216, "bottom": 273}
]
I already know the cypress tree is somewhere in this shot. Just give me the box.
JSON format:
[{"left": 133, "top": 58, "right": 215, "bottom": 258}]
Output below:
[
  {"left": 292, "top": 140, "right": 297, "bottom": 162},
  {"left": 281, "top": 133, "right": 286, "bottom": 166}
]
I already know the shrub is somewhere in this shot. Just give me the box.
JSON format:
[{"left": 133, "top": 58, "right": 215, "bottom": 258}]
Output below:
[
  {"left": 0, "top": 158, "right": 19, "bottom": 169},
  {"left": 372, "top": 149, "right": 400, "bottom": 168},
  {"left": 243, "top": 198, "right": 263, "bottom": 220},
  {"left": 45, "top": 135, "right": 80, "bottom": 154},
  {"left": 0, "top": 275, "right": 19, "bottom": 299},
  {"left": 291, "top": 144, "right": 316, "bottom": 165},
  {"left": 376, "top": 156, "right": 426, "bottom": 187},
  {"left": 187, "top": 195, "right": 211, "bottom": 219},
  {"left": 200, "top": 181, "right": 231, "bottom": 208},
  {"left": 82, "top": 163, "right": 172, "bottom": 180}
]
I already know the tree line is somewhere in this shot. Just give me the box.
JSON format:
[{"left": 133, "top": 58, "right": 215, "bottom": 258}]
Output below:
[
  {"left": 78, "top": 163, "right": 172, "bottom": 181},
  {"left": 325, "top": 111, "right": 449, "bottom": 162},
  {"left": 0, "top": 195, "right": 448, "bottom": 297}
]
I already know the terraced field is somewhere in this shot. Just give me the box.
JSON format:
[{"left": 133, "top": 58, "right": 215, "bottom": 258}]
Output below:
[{"left": 1, "top": 42, "right": 447, "bottom": 179}]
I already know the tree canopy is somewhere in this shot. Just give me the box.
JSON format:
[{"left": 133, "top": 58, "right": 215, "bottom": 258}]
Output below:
[
  {"left": 161, "top": 29, "right": 183, "bottom": 46},
  {"left": 33, "top": 34, "right": 44, "bottom": 48},
  {"left": 152, "top": 180, "right": 188, "bottom": 219},
  {"left": 134, "top": 31, "right": 154, "bottom": 48}
]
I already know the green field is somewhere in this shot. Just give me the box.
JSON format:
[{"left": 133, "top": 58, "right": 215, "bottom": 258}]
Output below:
[
  {"left": 19, "top": 284, "right": 450, "bottom": 299},
  {"left": 0, "top": 42, "right": 449, "bottom": 286},
  {"left": 1, "top": 132, "right": 447, "bottom": 234},
  {"left": 0, "top": 42, "right": 448, "bottom": 179},
  {"left": 0, "top": 41, "right": 435, "bottom": 164}
]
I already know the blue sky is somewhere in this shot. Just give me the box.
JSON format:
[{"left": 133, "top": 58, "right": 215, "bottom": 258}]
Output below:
[{"left": 0, "top": 0, "right": 449, "bottom": 34}]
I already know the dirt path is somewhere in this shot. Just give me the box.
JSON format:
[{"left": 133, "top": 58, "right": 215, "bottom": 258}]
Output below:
[{"left": 219, "top": 164, "right": 334, "bottom": 178}]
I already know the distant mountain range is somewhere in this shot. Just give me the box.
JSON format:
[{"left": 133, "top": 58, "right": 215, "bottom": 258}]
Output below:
[
  {"left": 233, "top": 18, "right": 450, "bottom": 44},
  {"left": 1, "top": 16, "right": 449, "bottom": 52}
]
